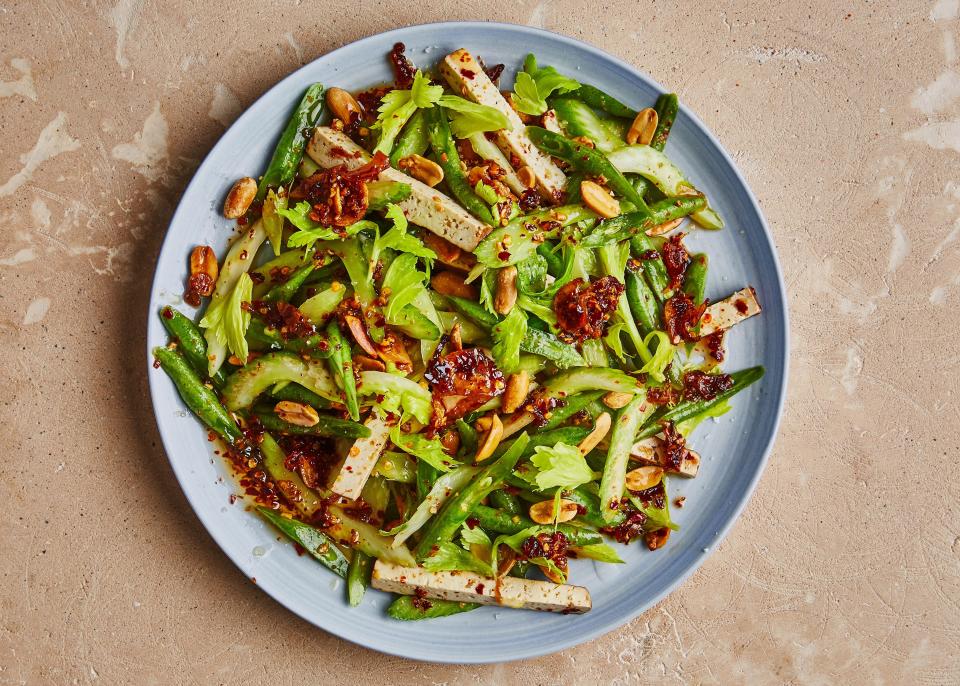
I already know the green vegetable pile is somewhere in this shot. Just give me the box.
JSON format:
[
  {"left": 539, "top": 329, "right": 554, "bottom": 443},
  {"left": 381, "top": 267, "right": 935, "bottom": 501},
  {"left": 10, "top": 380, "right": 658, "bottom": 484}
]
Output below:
[{"left": 154, "top": 44, "right": 764, "bottom": 620}]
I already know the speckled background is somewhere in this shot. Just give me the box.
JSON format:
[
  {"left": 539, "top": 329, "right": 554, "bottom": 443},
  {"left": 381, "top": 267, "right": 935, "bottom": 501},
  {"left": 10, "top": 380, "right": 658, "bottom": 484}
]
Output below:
[{"left": 2, "top": 1, "right": 958, "bottom": 683}]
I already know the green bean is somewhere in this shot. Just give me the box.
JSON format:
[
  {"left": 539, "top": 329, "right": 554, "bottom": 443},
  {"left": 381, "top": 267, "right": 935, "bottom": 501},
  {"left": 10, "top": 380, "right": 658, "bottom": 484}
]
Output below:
[
  {"left": 445, "top": 295, "right": 498, "bottom": 328},
  {"left": 470, "top": 505, "right": 602, "bottom": 547},
  {"left": 525, "top": 126, "right": 650, "bottom": 216},
  {"left": 425, "top": 107, "right": 495, "bottom": 225},
  {"left": 652, "top": 93, "right": 679, "bottom": 152},
  {"left": 251, "top": 249, "right": 310, "bottom": 298},
  {"left": 489, "top": 426, "right": 590, "bottom": 462},
  {"left": 416, "top": 460, "right": 439, "bottom": 501},
  {"left": 263, "top": 261, "right": 316, "bottom": 303},
  {"left": 489, "top": 489, "right": 522, "bottom": 516},
  {"left": 504, "top": 481, "right": 623, "bottom": 529},
  {"left": 579, "top": 195, "right": 707, "bottom": 248},
  {"left": 347, "top": 551, "right": 373, "bottom": 606},
  {"left": 260, "top": 432, "right": 324, "bottom": 514},
  {"left": 636, "top": 366, "right": 765, "bottom": 439},
  {"left": 152, "top": 346, "right": 241, "bottom": 443},
  {"left": 569, "top": 84, "right": 637, "bottom": 118},
  {"left": 255, "top": 83, "right": 325, "bottom": 202},
  {"left": 456, "top": 419, "right": 479, "bottom": 457},
  {"left": 257, "top": 506, "right": 348, "bottom": 577},
  {"left": 415, "top": 434, "right": 531, "bottom": 561},
  {"left": 270, "top": 382, "right": 331, "bottom": 409},
  {"left": 245, "top": 318, "right": 331, "bottom": 360},
  {"left": 683, "top": 253, "right": 708, "bottom": 306},
  {"left": 536, "top": 243, "right": 564, "bottom": 278},
  {"left": 625, "top": 270, "right": 660, "bottom": 336},
  {"left": 159, "top": 307, "right": 227, "bottom": 388},
  {"left": 563, "top": 171, "right": 586, "bottom": 204},
  {"left": 387, "top": 595, "right": 479, "bottom": 620},
  {"left": 630, "top": 234, "right": 671, "bottom": 304},
  {"left": 389, "top": 109, "right": 429, "bottom": 167},
  {"left": 374, "top": 452, "right": 416, "bottom": 483},
  {"left": 325, "top": 321, "right": 359, "bottom": 421},
  {"left": 599, "top": 395, "right": 655, "bottom": 521},
  {"left": 509, "top": 560, "right": 530, "bottom": 578},
  {"left": 539, "top": 391, "right": 606, "bottom": 431},
  {"left": 252, "top": 405, "right": 370, "bottom": 438}
]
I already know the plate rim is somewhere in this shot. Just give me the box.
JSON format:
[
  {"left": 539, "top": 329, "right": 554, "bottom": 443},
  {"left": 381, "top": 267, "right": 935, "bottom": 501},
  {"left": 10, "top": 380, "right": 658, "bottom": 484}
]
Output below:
[{"left": 146, "top": 20, "right": 789, "bottom": 663}]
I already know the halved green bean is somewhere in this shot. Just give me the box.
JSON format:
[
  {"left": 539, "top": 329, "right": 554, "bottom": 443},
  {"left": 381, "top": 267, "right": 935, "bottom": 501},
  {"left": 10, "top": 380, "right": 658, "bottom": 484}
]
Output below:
[
  {"left": 630, "top": 234, "right": 671, "bottom": 304},
  {"left": 599, "top": 395, "right": 655, "bottom": 521},
  {"left": 425, "top": 107, "right": 495, "bottom": 225},
  {"left": 489, "top": 489, "right": 522, "bottom": 516},
  {"left": 325, "top": 321, "right": 359, "bottom": 421},
  {"left": 252, "top": 405, "right": 370, "bottom": 438},
  {"left": 270, "top": 383, "right": 331, "bottom": 409},
  {"left": 263, "top": 260, "right": 316, "bottom": 303},
  {"left": 257, "top": 506, "right": 348, "bottom": 577},
  {"left": 470, "top": 505, "right": 602, "bottom": 547},
  {"left": 579, "top": 195, "right": 707, "bottom": 248},
  {"left": 489, "top": 426, "right": 590, "bottom": 462},
  {"left": 159, "top": 307, "right": 227, "bottom": 388},
  {"left": 255, "top": 83, "right": 325, "bottom": 202},
  {"left": 387, "top": 595, "right": 479, "bottom": 620},
  {"left": 456, "top": 419, "right": 479, "bottom": 458},
  {"left": 415, "top": 434, "right": 531, "bottom": 561},
  {"left": 636, "top": 366, "right": 765, "bottom": 439},
  {"left": 652, "top": 93, "right": 679, "bottom": 152},
  {"left": 367, "top": 180, "right": 413, "bottom": 210},
  {"left": 683, "top": 253, "right": 708, "bottom": 306},
  {"left": 245, "top": 318, "right": 331, "bottom": 360},
  {"left": 568, "top": 84, "right": 637, "bottom": 118},
  {"left": 539, "top": 391, "right": 606, "bottom": 431},
  {"left": 525, "top": 126, "right": 650, "bottom": 216},
  {"left": 536, "top": 243, "right": 564, "bottom": 278},
  {"left": 389, "top": 109, "right": 429, "bottom": 167},
  {"left": 347, "top": 551, "right": 373, "bottom": 606},
  {"left": 416, "top": 460, "right": 439, "bottom": 501},
  {"left": 445, "top": 295, "right": 498, "bottom": 328},
  {"left": 152, "top": 346, "right": 241, "bottom": 443}
]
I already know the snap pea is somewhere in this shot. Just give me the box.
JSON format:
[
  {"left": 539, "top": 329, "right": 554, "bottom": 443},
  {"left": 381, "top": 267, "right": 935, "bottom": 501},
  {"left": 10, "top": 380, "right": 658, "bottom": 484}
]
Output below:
[
  {"left": 159, "top": 307, "right": 227, "bottom": 388},
  {"left": 245, "top": 318, "right": 331, "bottom": 360},
  {"left": 682, "top": 253, "right": 708, "bottom": 306},
  {"left": 525, "top": 126, "right": 651, "bottom": 216},
  {"left": 636, "top": 366, "right": 765, "bottom": 439},
  {"left": 415, "top": 434, "right": 531, "bottom": 561},
  {"left": 470, "top": 505, "right": 602, "bottom": 547},
  {"left": 387, "top": 595, "right": 479, "bottom": 620},
  {"left": 536, "top": 243, "right": 564, "bottom": 278},
  {"left": 416, "top": 460, "right": 439, "bottom": 501},
  {"left": 506, "top": 480, "right": 624, "bottom": 529},
  {"left": 579, "top": 195, "right": 707, "bottom": 248},
  {"left": 569, "top": 84, "right": 637, "bottom": 118},
  {"left": 347, "top": 551, "right": 373, "bottom": 606},
  {"left": 489, "top": 489, "right": 522, "bottom": 516},
  {"left": 255, "top": 83, "right": 325, "bottom": 202},
  {"left": 630, "top": 234, "right": 671, "bottom": 304},
  {"left": 263, "top": 260, "right": 316, "bottom": 303},
  {"left": 652, "top": 93, "right": 679, "bottom": 152},
  {"left": 625, "top": 270, "right": 661, "bottom": 336},
  {"left": 257, "top": 506, "right": 348, "bottom": 578},
  {"left": 325, "top": 321, "right": 360, "bottom": 421},
  {"left": 599, "top": 395, "right": 655, "bottom": 521},
  {"left": 444, "top": 295, "right": 498, "bottom": 328},
  {"left": 538, "top": 391, "right": 606, "bottom": 431},
  {"left": 455, "top": 419, "right": 479, "bottom": 458},
  {"left": 152, "top": 346, "right": 241, "bottom": 443},
  {"left": 252, "top": 405, "right": 370, "bottom": 438},
  {"left": 389, "top": 109, "right": 429, "bottom": 167},
  {"left": 251, "top": 248, "right": 310, "bottom": 298},
  {"left": 425, "top": 107, "right": 495, "bottom": 225}
]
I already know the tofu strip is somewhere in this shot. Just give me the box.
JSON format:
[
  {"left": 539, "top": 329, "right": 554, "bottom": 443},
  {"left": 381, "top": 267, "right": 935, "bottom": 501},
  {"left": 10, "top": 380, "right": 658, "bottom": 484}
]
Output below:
[
  {"left": 439, "top": 49, "right": 567, "bottom": 202},
  {"left": 330, "top": 416, "right": 392, "bottom": 500},
  {"left": 698, "top": 287, "right": 762, "bottom": 338},
  {"left": 631, "top": 436, "right": 701, "bottom": 478},
  {"left": 371, "top": 561, "right": 592, "bottom": 613},
  {"left": 306, "top": 126, "right": 490, "bottom": 251}
]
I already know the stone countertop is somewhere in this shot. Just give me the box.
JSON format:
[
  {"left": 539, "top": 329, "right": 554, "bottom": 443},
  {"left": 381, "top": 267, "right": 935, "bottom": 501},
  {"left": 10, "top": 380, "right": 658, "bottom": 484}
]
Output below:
[{"left": 2, "top": 2, "right": 958, "bottom": 683}]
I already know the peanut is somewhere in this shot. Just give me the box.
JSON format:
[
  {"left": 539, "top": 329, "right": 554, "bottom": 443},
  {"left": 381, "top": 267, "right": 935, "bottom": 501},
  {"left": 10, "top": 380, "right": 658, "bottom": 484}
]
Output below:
[
  {"left": 602, "top": 391, "right": 633, "bottom": 409},
  {"left": 580, "top": 180, "right": 621, "bottom": 219},
  {"left": 517, "top": 165, "right": 536, "bottom": 189},
  {"left": 189, "top": 246, "right": 218, "bottom": 296},
  {"left": 430, "top": 271, "right": 477, "bottom": 299},
  {"left": 578, "top": 412, "right": 612, "bottom": 455},
  {"left": 475, "top": 414, "right": 504, "bottom": 462},
  {"left": 223, "top": 177, "right": 257, "bottom": 218},
  {"left": 274, "top": 400, "right": 320, "bottom": 427},
  {"left": 494, "top": 265, "right": 518, "bottom": 314},
  {"left": 644, "top": 527, "right": 670, "bottom": 551},
  {"left": 501, "top": 371, "right": 530, "bottom": 415},
  {"left": 326, "top": 87, "right": 362, "bottom": 126},
  {"left": 399, "top": 154, "right": 444, "bottom": 187},
  {"left": 645, "top": 217, "right": 683, "bottom": 237},
  {"left": 529, "top": 498, "right": 579, "bottom": 525},
  {"left": 625, "top": 465, "right": 664, "bottom": 492},
  {"left": 627, "top": 107, "right": 658, "bottom": 146}
]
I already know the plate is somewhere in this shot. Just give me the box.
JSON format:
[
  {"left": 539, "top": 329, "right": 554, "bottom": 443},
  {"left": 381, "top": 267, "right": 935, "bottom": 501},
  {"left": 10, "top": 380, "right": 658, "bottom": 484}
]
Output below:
[{"left": 147, "top": 21, "right": 788, "bottom": 663}]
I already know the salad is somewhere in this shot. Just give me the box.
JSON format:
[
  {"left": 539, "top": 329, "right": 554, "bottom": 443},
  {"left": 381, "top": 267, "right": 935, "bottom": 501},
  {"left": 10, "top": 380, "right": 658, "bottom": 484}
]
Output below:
[{"left": 153, "top": 43, "right": 763, "bottom": 620}]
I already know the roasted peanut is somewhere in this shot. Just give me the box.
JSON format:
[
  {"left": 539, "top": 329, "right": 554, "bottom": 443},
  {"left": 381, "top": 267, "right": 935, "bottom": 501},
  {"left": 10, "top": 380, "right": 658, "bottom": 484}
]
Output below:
[
  {"left": 275, "top": 400, "right": 320, "bottom": 427},
  {"left": 645, "top": 217, "right": 683, "bottom": 237},
  {"left": 399, "top": 154, "right": 444, "bottom": 187},
  {"left": 475, "top": 414, "right": 504, "bottom": 462},
  {"left": 440, "top": 429, "right": 461, "bottom": 455},
  {"left": 517, "top": 165, "right": 536, "bottom": 189},
  {"left": 353, "top": 355, "right": 386, "bottom": 372},
  {"left": 602, "top": 391, "right": 633, "bottom": 409},
  {"left": 475, "top": 415, "right": 493, "bottom": 432},
  {"left": 627, "top": 107, "right": 658, "bottom": 146},
  {"left": 580, "top": 180, "right": 621, "bottom": 219},
  {"left": 223, "top": 177, "right": 257, "bottom": 218},
  {"left": 578, "top": 412, "right": 612, "bottom": 455},
  {"left": 187, "top": 245, "right": 218, "bottom": 301},
  {"left": 449, "top": 322, "right": 463, "bottom": 351},
  {"left": 431, "top": 271, "right": 478, "bottom": 299},
  {"left": 343, "top": 315, "right": 379, "bottom": 357},
  {"left": 326, "top": 87, "right": 362, "bottom": 126},
  {"left": 501, "top": 371, "right": 530, "bottom": 415},
  {"left": 494, "top": 265, "right": 518, "bottom": 315},
  {"left": 422, "top": 231, "right": 474, "bottom": 271},
  {"left": 645, "top": 527, "right": 670, "bottom": 550},
  {"left": 625, "top": 465, "right": 664, "bottom": 491},
  {"left": 541, "top": 109, "right": 562, "bottom": 134},
  {"left": 529, "top": 498, "right": 579, "bottom": 525}
]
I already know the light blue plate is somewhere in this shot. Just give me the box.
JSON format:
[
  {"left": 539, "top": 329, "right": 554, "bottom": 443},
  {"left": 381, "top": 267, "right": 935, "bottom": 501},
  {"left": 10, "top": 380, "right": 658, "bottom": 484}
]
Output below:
[{"left": 147, "top": 22, "right": 788, "bottom": 663}]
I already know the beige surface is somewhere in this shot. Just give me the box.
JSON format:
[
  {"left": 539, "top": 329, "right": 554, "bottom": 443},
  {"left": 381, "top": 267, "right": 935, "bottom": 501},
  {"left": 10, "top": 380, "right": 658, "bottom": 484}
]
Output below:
[{"left": 1, "top": 1, "right": 958, "bottom": 683}]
